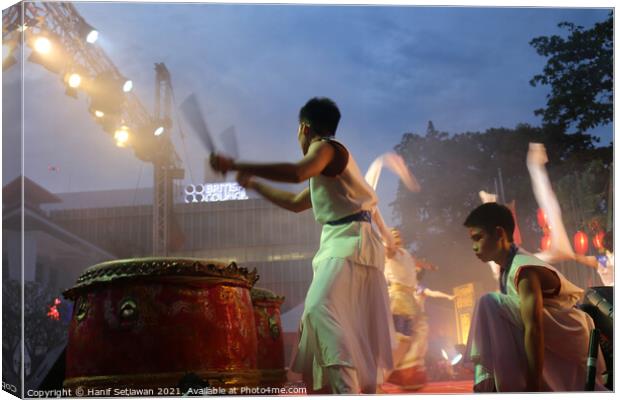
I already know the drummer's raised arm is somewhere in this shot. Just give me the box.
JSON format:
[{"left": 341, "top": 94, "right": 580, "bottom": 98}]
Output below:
[{"left": 237, "top": 172, "right": 311, "bottom": 213}]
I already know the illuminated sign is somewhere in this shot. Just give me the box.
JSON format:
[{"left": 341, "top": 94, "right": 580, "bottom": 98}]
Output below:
[
  {"left": 184, "top": 183, "right": 249, "bottom": 203},
  {"left": 453, "top": 282, "right": 476, "bottom": 344}
]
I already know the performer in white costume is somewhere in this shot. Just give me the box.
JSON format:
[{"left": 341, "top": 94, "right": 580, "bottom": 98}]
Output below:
[
  {"left": 409, "top": 267, "right": 455, "bottom": 382},
  {"left": 380, "top": 227, "right": 455, "bottom": 391},
  {"left": 527, "top": 143, "right": 613, "bottom": 286},
  {"left": 463, "top": 203, "right": 606, "bottom": 392},
  {"left": 365, "top": 152, "right": 431, "bottom": 390},
  {"left": 381, "top": 229, "right": 423, "bottom": 389},
  {"left": 211, "top": 97, "right": 394, "bottom": 394}
]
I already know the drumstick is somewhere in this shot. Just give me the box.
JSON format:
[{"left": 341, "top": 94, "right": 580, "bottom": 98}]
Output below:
[
  {"left": 364, "top": 152, "right": 420, "bottom": 192},
  {"left": 180, "top": 93, "right": 217, "bottom": 154},
  {"left": 219, "top": 125, "right": 239, "bottom": 159}
]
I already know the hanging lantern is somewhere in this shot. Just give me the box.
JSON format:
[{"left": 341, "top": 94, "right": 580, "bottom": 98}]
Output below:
[
  {"left": 540, "top": 235, "right": 551, "bottom": 251},
  {"left": 573, "top": 231, "right": 589, "bottom": 255},
  {"left": 592, "top": 231, "right": 605, "bottom": 250},
  {"left": 536, "top": 208, "right": 549, "bottom": 228}
]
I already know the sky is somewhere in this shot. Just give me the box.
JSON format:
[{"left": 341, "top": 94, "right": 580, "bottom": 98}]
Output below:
[{"left": 1, "top": 0, "right": 613, "bottom": 227}]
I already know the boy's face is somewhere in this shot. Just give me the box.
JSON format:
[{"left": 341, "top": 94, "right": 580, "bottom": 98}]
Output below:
[
  {"left": 297, "top": 121, "right": 311, "bottom": 154},
  {"left": 468, "top": 226, "right": 501, "bottom": 263}
]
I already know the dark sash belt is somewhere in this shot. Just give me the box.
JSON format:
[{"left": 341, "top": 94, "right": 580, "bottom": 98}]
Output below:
[{"left": 325, "top": 210, "right": 371, "bottom": 226}]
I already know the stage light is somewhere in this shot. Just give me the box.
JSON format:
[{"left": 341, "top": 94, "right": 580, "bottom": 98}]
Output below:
[
  {"left": 450, "top": 353, "right": 463, "bottom": 366},
  {"left": 34, "top": 37, "right": 52, "bottom": 54},
  {"left": 122, "top": 79, "right": 133, "bottom": 93},
  {"left": 94, "top": 110, "right": 105, "bottom": 118},
  {"left": 63, "top": 67, "right": 88, "bottom": 99},
  {"left": 114, "top": 126, "right": 130, "bottom": 147},
  {"left": 86, "top": 30, "right": 98, "bottom": 44},
  {"left": 67, "top": 73, "right": 81, "bottom": 88},
  {"left": 27, "top": 33, "right": 66, "bottom": 74},
  {"left": 77, "top": 19, "right": 99, "bottom": 44},
  {"left": 441, "top": 349, "right": 449, "bottom": 360},
  {"left": 131, "top": 121, "right": 166, "bottom": 161}
]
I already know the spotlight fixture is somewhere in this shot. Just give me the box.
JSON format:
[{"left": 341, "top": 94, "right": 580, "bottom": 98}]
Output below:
[
  {"left": 62, "top": 66, "right": 89, "bottom": 99},
  {"left": 131, "top": 120, "right": 166, "bottom": 161},
  {"left": 114, "top": 125, "right": 130, "bottom": 147},
  {"left": 450, "top": 353, "right": 463, "bottom": 366},
  {"left": 77, "top": 18, "right": 98, "bottom": 44},
  {"left": 86, "top": 30, "right": 99, "bottom": 44},
  {"left": 122, "top": 79, "right": 133, "bottom": 93},
  {"left": 27, "top": 33, "right": 66, "bottom": 74},
  {"left": 67, "top": 72, "right": 81, "bottom": 88},
  {"left": 33, "top": 36, "right": 52, "bottom": 54}
]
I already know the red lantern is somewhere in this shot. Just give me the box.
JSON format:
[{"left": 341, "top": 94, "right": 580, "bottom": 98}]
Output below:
[
  {"left": 536, "top": 208, "right": 549, "bottom": 228},
  {"left": 573, "top": 231, "right": 589, "bottom": 255},
  {"left": 540, "top": 235, "right": 551, "bottom": 251},
  {"left": 593, "top": 231, "right": 605, "bottom": 250}
]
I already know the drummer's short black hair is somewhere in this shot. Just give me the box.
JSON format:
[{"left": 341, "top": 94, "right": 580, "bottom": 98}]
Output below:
[
  {"left": 463, "top": 202, "right": 515, "bottom": 242},
  {"left": 299, "top": 97, "right": 341, "bottom": 137}
]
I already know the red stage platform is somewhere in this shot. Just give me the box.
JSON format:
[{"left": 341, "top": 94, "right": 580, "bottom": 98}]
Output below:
[
  {"left": 282, "top": 380, "right": 474, "bottom": 395},
  {"left": 379, "top": 380, "right": 474, "bottom": 394}
]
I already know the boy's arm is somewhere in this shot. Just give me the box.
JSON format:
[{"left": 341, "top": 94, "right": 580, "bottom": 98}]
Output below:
[
  {"left": 517, "top": 268, "right": 545, "bottom": 392},
  {"left": 422, "top": 288, "right": 455, "bottom": 300},
  {"left": 238, "top": 173, "right": 311, "bottom": 213},
  {"left": 574, "top": 254, "right": 599, "bottom": 269},
  {"left": 212, "top": 141, "right": 335, "bottom": 183}
]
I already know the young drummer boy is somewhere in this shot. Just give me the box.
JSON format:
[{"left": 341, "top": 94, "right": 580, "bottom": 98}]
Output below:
[
  {"left": 463, "top": 202, "right": 606, "bottom": 391},
  {"left": 210, "top": 97, "right": 394, "bottom": 394}
]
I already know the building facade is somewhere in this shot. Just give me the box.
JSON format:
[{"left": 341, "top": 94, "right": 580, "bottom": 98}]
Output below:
[{"left": 46, "top": 184, "right": 322, "bottom": 312}]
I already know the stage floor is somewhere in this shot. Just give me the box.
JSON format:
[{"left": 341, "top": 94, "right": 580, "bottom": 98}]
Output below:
[
  {"left": 379, "top": 380, "right": 474, "bottom": 394},
  {"left": 284, "top": 380, "right": 474, "bottom": 395}
]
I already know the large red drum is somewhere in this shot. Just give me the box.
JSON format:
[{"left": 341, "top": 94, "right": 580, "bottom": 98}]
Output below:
[
  {"left": 250, "top": 287, "right": 286, "bottom": 386},
  {"left": 62, "top": 258, "right": 260, "bottom": 391}
]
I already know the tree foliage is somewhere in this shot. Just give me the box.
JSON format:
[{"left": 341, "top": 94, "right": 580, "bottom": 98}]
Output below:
[{"left": 529, "top": 13, "right": 613, "bottom": 133}]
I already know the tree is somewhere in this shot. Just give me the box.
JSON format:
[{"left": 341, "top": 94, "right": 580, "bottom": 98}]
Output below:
[{"left": 529, "top": 13, "right": 612, "bottom": 133}]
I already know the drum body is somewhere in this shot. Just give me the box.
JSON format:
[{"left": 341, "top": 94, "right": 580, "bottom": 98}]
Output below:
[
  {"left": 63, "top": 258, "right": 260, "bottom": 390},
  {"left": 251, "top": 287, "right": 286, "bottom": 386}
]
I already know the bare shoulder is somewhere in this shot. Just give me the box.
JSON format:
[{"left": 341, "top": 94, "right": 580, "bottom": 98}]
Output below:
[
  {"left": 315, "top": 139, "right": 349, "bottom": 176},
  {"left": 517, "top": 265, "right": 560, "bottom": 295}
]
